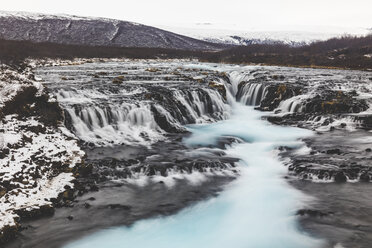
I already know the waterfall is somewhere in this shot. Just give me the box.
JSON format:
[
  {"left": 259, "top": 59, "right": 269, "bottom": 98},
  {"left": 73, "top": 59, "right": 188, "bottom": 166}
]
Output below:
[
  {"left": 53, "top": 66, "right": 307, "bottom": 147},
  {"left": 227, "top": 69, "right": 271, "bottom": 107},
  {"left": 172, "top": 89, "right": 230, "bottom": 124},
  {"left": 239, "top": 83, "right": 265, "bottom": 106},
  {"left": 276, "top": 95, "right": 305, "bottom": 113},
  {"left": 228, "top": 71, "right": 250, "bottom": 96},
  {"left": 57, "top": 85, "right": 229, "bottom": 146},
  {"left": 64, "top": 103, "right": 163, "bottom": 146}
]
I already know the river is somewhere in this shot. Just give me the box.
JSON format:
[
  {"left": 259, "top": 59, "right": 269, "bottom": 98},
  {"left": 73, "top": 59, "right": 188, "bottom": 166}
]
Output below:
[{"left": 61, "top": 63, "right": 323, "bottom": 248}]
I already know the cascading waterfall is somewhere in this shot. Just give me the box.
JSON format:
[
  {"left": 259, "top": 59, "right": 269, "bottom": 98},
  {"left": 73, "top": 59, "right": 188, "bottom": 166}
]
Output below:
[
  {"left": 228, "top": 70, "right": 268, "bottom": 106},
  {"left": 277, "top": 95, "right": 306, "bottom": 113},
  {"left": 228, "top": 71, "right": 251, "bottom": 96},
  {"left": 230, "top": 71, "right": 268, "bottom": 106},
  {"left": 63, "top": 69, "right": 323, "bottom": 248},
  {"left": 239, "top": 83, "right": 266, "bottom": 106},
  {"left": 58, "top": 85, "right": 230, "bottom": 146},
  {"left": 172, "top": 89, "right": 229, "bottom": 123},
  {"left": 64, "top": 103, "right": 162, "bottom": 146}
]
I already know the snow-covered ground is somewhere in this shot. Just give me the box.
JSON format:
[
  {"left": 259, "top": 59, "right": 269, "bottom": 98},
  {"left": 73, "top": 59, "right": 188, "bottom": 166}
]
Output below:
[
  {"left": 0, "top": 64, "right": 85, "bottom": 238},
  {"left": 0, "top": 116, "right": 84, "bottom": 228},
  {"left": 0, "top": 65, "right": 39, "bottom": 109},
  {"left": 156, "top": 23, "right": 372, "bottom": 45}
]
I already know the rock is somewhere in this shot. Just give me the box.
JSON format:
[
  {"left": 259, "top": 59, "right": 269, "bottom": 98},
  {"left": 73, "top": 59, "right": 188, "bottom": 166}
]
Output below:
[
  {"left": 326, "top": 149, "right": 341, "bottom": 155},
  {"left": 90, "top": 185, "right": 99, "bottom": 191},
  {"left": 15, "top": 205, "right": 55, "bottom": 220},
  {"left": 297, "top": 209, "right": 329, "bottom": 217},
  {"left": 146, "top": 68, "right": 160, "bottom": 73},
  {"left": 365, "top": 148, "right": 371, "bottom": 152},
  {"left": 334, "top": 172, "right": 347, "bottom": 183},
  {"left": 108, "top": 204, "right": 131, "bottom": 210},
  {"left": 359, "top": 172, "right": 370, "bottom": 182},
  {"left": 112, "top": 76, "right": 125, "bottom": 84},
  {"left": 67, "top": 215, "right": 74, "bottom": 220},
  {"left": 208, "top": 81, "right": 226, "bottom": 99},
  {"left": 251, "top": 83, "right": 302, "bottom": 111},
  {"left": 303, "top": 90, "right": 368, "bottom": 114},
  {"left": 0, "top": 225, "right": 19, "bottom": 244},
  {"left": 0, "top": 188, "right": 7, "bottom": 198}
]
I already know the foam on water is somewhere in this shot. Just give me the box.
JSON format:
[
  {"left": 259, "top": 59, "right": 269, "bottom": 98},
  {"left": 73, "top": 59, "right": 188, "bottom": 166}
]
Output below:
[{"left": 64, "top": 100, "right": 323, "bottom": 248}]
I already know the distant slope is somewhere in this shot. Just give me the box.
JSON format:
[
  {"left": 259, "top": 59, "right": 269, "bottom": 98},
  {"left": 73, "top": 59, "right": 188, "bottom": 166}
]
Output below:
[
  {"left": 203, "top": 35, "right": 372, "bottom": 70},
  {"left": 157, "top": 23, "right": 371, "bottom": 47},
  {"left": 0, "top": 11, "right": 225, "bottom": 50}
]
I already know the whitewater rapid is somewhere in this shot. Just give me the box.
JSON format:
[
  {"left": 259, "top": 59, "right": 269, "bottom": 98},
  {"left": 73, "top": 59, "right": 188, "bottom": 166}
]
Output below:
[{"left": 64, "top": 96, "right": 323, "bottom": 248}]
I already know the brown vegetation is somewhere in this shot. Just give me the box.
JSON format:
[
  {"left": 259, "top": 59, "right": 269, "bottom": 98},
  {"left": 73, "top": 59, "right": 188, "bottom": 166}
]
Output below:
[
  {"left": 0, "top": 35, "right": 372, "bottom": 70},
  {"left": 203, "top": 35, "right": 372, "bottom": 70}
]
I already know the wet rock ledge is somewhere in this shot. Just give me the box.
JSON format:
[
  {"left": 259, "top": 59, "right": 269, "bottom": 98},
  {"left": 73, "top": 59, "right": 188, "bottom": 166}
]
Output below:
[{"left": 234, "top": 68, "right": 372, "bottom": 183}]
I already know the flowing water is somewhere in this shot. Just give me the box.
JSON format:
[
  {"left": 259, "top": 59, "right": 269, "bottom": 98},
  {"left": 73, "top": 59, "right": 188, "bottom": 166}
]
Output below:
[{"left": 61, "top": 63, "right": 324, "bottom": 248}]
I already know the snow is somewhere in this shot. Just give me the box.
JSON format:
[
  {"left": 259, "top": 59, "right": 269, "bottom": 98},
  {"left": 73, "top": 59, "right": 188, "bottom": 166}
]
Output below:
[
  {"left": 0, "top": 64, "right": 85, "bottom": 234},
  {"left": 0, "top": 115, "right": 84, "bottom": 231},
  {"left": 156, "top": 23, "right": 371, "bottom": 45},
  {"left": 0, "top": 65, "right": 34, "bottom": 109},
  {"left": 0, "top": 10, "right": 142, "bottom": 26}
]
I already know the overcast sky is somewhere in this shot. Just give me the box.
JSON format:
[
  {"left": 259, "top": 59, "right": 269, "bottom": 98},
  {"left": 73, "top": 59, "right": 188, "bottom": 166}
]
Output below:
[{"left": 1, "top": 0, "right": 372, "bottom": 30}]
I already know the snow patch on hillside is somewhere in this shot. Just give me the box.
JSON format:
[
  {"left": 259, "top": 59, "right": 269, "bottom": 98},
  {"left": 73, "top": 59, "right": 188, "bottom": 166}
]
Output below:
[
  {"left": 0, "top": 10, "right": 142, "bottom": 26},
  {"left": 157, "top": 23, "right": 371, "bottom": 45}
]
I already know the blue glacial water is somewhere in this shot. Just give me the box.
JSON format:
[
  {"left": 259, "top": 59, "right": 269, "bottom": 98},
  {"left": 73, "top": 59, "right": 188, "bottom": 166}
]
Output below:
[{"left": 64, "top": 101, "right": 324, "bottom": 248}]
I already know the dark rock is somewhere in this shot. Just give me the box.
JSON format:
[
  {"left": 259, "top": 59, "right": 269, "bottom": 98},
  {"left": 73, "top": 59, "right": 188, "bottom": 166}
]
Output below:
[
  {"left": 15, "top": 205, "right": 55, "bottom": 221},
  {"left": 326, "top": 149, "right": 341, "bottom": 155},
  {"left": 334, "top": 172, "right": 347, "bottom": 183},
  {"left": 359, "top": 172, "right": 370, "bottom": 182},
  {"left": 108, "top": 204, "right": 131, "bottom": 210},
  {"left": 90, "top": 185, "right": 99, "bottom": 191},
  {"left": 297, "top": 209, "right": 329, "bottom": 217}
]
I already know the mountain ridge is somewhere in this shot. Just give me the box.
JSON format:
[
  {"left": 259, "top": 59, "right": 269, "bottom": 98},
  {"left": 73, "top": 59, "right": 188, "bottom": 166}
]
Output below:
[{"left": 0, "top": 11, "right": 225, "bottom": 51}]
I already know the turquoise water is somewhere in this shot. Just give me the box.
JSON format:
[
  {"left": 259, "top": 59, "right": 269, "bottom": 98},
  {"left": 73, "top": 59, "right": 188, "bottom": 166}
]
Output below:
[{"left": 64, "top": 100, "right": 323, "bottom": 248}]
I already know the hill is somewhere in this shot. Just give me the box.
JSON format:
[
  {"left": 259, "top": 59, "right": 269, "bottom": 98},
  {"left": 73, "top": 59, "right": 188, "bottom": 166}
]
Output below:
[{"left": 0, "top": 11, "right": 224, "bottom": 51}]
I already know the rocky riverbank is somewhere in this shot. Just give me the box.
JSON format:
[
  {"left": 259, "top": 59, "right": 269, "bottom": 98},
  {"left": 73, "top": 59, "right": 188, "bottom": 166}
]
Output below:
[
  {"left": 231, "top": 66, "right": 372, "bottom": 182},
  {"left": 0, "top": 63, "right": 88, "bottom": 244}
]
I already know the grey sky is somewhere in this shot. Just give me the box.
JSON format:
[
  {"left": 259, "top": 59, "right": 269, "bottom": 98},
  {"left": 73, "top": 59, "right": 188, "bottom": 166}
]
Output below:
[{"left": 1, "top": 0, "right": 372, "bottom": 29}]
